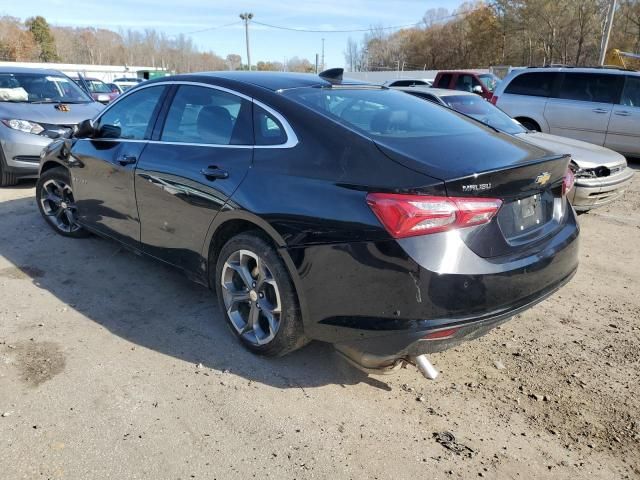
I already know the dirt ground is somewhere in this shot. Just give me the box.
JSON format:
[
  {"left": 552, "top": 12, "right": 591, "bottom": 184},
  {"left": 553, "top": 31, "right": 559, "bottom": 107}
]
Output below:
[{"left": 1, "top": 166, "right": 639, "bottom": 480}]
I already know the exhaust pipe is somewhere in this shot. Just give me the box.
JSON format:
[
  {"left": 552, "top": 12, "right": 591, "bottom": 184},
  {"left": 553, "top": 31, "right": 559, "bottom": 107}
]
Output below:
[{"left": 413, "top": 354, "right": 439, "bottom": 380}]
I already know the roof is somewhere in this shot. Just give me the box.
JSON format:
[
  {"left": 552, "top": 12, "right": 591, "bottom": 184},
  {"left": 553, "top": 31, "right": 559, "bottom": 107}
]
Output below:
[
  {"left": 0, "top": 66, "right": 65, "bottom": 75},
  {"left": 146, "top": 71, "right": 371, "bottom": 91}
]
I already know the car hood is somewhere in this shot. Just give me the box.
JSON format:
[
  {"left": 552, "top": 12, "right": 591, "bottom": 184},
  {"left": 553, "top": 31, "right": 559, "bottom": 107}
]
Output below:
[
  {"left": 0, "top": 101, "right": 103, "bottom": 126},
  {"left": 514, "top": 131, "right": 626, "bottom": 168}
]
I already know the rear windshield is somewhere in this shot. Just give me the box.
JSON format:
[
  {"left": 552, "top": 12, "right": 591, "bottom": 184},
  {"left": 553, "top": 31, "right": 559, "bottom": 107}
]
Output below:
[
  {"left": 443, "top": 95, "right": 526, "bottom": 135},
  {"left": 283, "top": 88, "right": 484, "bottom": 139}
]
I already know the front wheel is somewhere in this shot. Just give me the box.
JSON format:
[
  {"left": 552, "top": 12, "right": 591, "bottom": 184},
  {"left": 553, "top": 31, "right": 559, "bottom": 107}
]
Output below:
[
  {"left": 36, "top": 167, "right": 89, "bottom": 238},
  {"left": 214, "top": 233, "right": 307, "bottom": 357}
]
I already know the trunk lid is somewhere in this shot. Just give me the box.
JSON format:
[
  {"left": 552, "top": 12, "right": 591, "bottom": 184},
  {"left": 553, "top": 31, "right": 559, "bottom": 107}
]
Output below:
[{"left": 374, "top": 132, "right": 572, "bottom": 258}]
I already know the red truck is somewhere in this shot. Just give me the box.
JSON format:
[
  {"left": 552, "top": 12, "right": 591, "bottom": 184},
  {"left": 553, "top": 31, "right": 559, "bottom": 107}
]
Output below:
[{"left": 432, "top": 71, "right": 500, "bottom": 101}]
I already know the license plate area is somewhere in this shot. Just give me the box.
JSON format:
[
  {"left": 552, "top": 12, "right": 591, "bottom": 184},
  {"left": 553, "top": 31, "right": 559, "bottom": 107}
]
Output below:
[{"left": 497, "top": 191, "right": 554, "bottom": 243}]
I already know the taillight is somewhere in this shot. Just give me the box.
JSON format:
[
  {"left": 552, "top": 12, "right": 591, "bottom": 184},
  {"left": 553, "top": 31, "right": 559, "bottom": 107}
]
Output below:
[
  {"left": 366, "top": 193, "right": 502, "bottom": 238},
  {"left": 490, "top": 95, "right": 499, "bottom": 105},
  {"left": 562, "top": 168, "right": 575, "bottom": 196}
]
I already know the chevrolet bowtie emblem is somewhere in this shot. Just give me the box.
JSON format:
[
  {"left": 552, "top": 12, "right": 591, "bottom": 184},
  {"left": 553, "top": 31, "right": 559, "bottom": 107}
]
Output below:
[
  {"left": 535, "top": 172, "right": 551, "bottom": 186},
  {"left": 55, "top": 104, "right": 70, "bottom": 112}
]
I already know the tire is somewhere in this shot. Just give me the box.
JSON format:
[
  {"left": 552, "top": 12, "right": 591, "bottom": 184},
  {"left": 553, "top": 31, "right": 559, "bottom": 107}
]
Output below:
[
  {"left": 0, "top": 162, "right": 18, "bottom": 187},
  {"left": 214, "top": 232, "right": 307, "bottom": 357},
  {"left": 36, "top": 167, "right": 89, "bottom": 238},
  {"left": 517, "top": 118, "right": 541, "bottom": 132}
]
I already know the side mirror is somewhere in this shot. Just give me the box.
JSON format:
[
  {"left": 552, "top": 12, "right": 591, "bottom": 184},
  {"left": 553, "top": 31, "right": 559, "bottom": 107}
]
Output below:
[
  {"left": 472, "top": 85, "right": 483, "bottom": 95},
  {"left": 74, "top": 118, "right": 96, "bottom": 138}
]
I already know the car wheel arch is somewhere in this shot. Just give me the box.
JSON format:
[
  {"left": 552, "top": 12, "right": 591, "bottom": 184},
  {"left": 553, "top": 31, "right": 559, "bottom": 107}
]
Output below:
[
  {"left": 515, "top": 117, "right": 542, "bottom": 132},
  {"left": 204, "top": 212, "right": 311, "bottom": 327}
]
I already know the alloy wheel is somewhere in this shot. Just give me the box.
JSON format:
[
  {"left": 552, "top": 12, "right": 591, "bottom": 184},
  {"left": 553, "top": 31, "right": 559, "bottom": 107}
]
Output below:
[
  {"left": 39, "top": 179, "right": 81, "bottom": 233},
  {"left": 220, "top": 249, "right": 282, "bottom": 346}
]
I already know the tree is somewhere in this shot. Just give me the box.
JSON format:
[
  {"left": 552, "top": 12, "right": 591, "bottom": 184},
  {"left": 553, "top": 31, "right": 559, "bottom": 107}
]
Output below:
[
  {"left": 226, "top": 54, "right": 242, "bottom": 70},
  {"left": 26, "top": 16, "right": 59, "bottom": 62}
]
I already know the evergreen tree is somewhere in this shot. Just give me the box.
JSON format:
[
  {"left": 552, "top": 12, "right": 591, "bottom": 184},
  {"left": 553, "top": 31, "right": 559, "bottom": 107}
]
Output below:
[{"left": 26, "top": 16, "right": 59, "bottom": 62}]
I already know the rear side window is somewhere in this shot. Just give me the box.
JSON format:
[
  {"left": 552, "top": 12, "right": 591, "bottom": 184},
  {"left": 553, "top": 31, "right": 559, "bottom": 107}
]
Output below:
[
  {"left": 161, "top": 85, "right": 252, "bottom": 145},
  {"left": 556, "top": 73, "right": 621, "bottom": 103},
  {"left": 619, "top": 76, "right": 640, "bottom": 107},
  {"left": 504, "top": 72, "right": 556, "bottom": 97},
  {"left": 435, "top": 74, "right": 452, "bottom": 88},
  {"left": 253, "top": 105, "right": 287, "bottom": 145}
]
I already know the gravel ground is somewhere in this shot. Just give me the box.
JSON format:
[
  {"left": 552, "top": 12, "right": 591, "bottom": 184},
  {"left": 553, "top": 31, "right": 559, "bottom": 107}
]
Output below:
[{"left": 1, "top": 166, "right": 639, "bottom": 479}]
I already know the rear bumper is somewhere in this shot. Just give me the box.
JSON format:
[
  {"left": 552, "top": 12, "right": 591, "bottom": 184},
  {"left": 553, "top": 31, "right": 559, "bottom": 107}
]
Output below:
[
  {"left": 288, "top": 206, "right": 579, "bottom": 357},
  {"left": 569, "top": 167, "right": 634, "bottom": 211}
]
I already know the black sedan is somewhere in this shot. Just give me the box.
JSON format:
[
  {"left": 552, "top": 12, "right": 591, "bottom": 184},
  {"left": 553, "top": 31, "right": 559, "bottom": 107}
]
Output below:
[{"left": 36, "top": 70, "right": 579, "bottom": 378}]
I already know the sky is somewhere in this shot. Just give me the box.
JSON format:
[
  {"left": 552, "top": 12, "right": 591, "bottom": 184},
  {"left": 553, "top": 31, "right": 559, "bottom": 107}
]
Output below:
[{"left": 3, "top": 0, "right": 462, "bottom": 68}]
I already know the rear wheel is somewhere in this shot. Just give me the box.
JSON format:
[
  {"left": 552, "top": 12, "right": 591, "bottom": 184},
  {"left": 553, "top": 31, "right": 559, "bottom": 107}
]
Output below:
[
  {"left": 517, "top": 118, "right": 541, "bottom": 132},
  {"left": 0, "top": 162, "right": 18, "bottom": 187},
  {"left": 215, "top": 233, "right": 306, "bottom": 357},
  {"left": 36, "top": 167, "right": 89, "bottom": 238}
]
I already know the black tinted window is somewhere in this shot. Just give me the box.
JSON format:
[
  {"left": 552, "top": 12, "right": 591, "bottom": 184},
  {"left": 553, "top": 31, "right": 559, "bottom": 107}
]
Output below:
[
  {"left": 620, "top": 76, "right": 640, "bottom": 107},
  {"left": 96, "top": 86, "right": 165, "bottom": 139},
  {"left": 253, "top": 105, "right": 286, "bottom": 145},
  {"left": 389, "top": 80, "right": 427, "bottom": 87},
  {"left": 408, "top": 92, "right": 441, "bottom": 104},
  {"left": 436, "top": 74, "right": 452, "bottom": 88},
  {"left": 556, "top": 73, "right": 621, "bottom": 103},
  {"left": 505, "top": 72, "right": 556, "bottom": 97},
  {"left": 161, "top": 86, "right": 251, "bottom": 145}
]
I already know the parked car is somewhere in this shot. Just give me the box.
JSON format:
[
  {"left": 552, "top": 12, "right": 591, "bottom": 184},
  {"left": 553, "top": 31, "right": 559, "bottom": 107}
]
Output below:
[
  {"left": 383, "top": 78, "right": 433, "bottom": 87},
  {"left": 113, "top": 77, "right": 144, "bottom": 92},
  {"left": 396, "top": 86, "right": 634, "bottom": 211},
  {"left": 71, "top": 76, "right": 119, "bottom": 104},
  {"left": 106, "top": 82, "right": 124, "bottom": 94},
  {"left": 0, "top": 67, "right": 103, "bottom": 187},
  {"left": 433, "top": 70, "right": 500, "bottom": 100},
  {"left": 493, "top": 67, "right": 640, "bottom": 158},
  {"left": 36, "top": 70, "right": 578, "bottom": 379}
]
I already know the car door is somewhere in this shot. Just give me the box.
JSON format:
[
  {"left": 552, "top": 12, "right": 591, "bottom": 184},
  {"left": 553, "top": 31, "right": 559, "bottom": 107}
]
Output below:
[
  {"left": 605, "top": 75, "right": 640, "bottom": 157},
  {"left": 134, "top": 84, "right": 254, "bottom": 273},
  {"left": 70, "top": 85, "right": 168, "bottom": 247},
  {"left": 543, "top": 72, "right": 623, "bottom": 145}
]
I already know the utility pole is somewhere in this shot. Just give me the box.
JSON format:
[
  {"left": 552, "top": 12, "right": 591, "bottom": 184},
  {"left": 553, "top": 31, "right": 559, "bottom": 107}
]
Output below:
[
  {"left": 321, "top": 38, "right": 325, "bottom": 71},
  {"left": 315, "top": 53, "right": 319, "bottom": 74},
  {"left": 239, "top": 12, "right": 253, "bottom": 71},
  {"left": 599, "top": 0, "right": 617, "bottom": 66}
]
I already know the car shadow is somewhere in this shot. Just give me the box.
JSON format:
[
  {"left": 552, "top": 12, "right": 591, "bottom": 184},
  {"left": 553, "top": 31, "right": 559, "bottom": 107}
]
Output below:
[{"left": 0, "top": 191, "right": 392, "bottom": 391}]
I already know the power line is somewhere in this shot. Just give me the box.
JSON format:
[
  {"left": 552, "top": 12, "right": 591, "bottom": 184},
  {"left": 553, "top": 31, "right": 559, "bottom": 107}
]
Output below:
[
  {"left": 250, "top": 20, "right": 423, "bottom": 33},
  {"left": 182, "top": 21, "right": 242, "bottom": 36}
]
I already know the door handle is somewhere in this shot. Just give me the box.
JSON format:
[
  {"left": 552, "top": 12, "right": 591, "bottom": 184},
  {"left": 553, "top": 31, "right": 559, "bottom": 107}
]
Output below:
[
  {"left": 615, "top": 110, "right": 631, "bottom": 116},
  {"left": 592, "top": 108, "right": 609, "bottom": 114},
  {"left": 117, "top": 154, "right": 137, "bottom": 166},
  {"left": 201, "top": 166, "right": 229, "bottom": 180}
]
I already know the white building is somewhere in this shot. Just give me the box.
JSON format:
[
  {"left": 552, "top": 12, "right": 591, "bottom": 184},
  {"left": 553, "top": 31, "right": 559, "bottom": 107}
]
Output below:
[{"left": 0, "top": 61, "right": 168, "bottom": 82}]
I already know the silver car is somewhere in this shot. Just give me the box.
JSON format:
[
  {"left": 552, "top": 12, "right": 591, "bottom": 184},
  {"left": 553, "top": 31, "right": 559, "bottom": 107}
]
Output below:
[
  {"left": 396, "top": 86, "right": 634, "bottom": 212},
  {"left": 492, "top": 67, "right": 640, "bottom": 159},
  {"left": 0, "top": 67, "right": 103, "bottom": 186}
]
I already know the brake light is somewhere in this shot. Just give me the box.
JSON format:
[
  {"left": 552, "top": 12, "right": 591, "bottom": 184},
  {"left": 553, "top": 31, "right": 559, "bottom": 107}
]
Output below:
[
  {"left": 366, "top": 193, "right": 502, "bottom": 238},
  {"left": 562, "top": 168, "right": 575, "bottom": 196},
  {"left": 490, "top": 95, "right": 499, "bottom": 105}
]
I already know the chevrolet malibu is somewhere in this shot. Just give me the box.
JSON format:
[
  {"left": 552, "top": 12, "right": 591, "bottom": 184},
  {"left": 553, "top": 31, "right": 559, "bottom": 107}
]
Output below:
[{"left": 36, "top": 70, "right": 579, "bottom": 379}]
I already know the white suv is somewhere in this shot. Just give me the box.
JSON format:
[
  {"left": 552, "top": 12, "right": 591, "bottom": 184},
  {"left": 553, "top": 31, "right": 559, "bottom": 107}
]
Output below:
[{"left": 493, "top": 67, "right": 640, "bottom": 158}]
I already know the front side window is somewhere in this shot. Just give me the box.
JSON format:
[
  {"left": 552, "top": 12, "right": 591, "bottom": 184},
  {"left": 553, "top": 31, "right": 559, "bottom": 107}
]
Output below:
[
  {"left": 161, "top": 85, "right": 252, "bottom": 145},
  {"left": 96, "top": 86, "right": 165, "bottom": 139},
  {"left": 620, "top": 76, "right": 640, "bottom": 107},
  {"left": 556, "top": 73, "right": 621, "bottom": 103},
  {"left": 454, "top": 75, "right": 482, "bottom": 93},
  {"left": 478, "top": 73, "right": 500, "bottom": 92},
  {"left": 504, "top": 72, "right": 556, "bottom": 97}
]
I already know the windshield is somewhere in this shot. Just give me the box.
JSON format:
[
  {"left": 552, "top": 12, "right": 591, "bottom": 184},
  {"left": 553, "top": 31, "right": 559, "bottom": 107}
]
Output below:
[
  {"left": 283, "top": 88, "right": 485, "bottom": 139},
  {"left": 478, "top": 73, "right": 500, "bottom": 92},
  {"left": 442, "top": 95, "right": 526, "bottom": 135},
  {"left": 86, "top": 79, "right": 111, "bottom": 94},
  {"left": 0, "top": 73, "right": 92, "bottom": 103}
]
